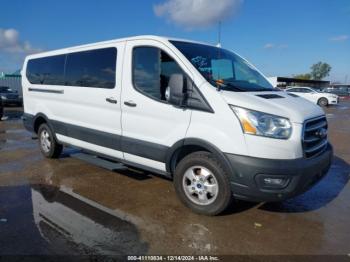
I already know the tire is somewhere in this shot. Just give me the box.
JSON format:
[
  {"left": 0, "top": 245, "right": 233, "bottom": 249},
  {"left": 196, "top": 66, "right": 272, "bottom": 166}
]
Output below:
[
  {"left": 38, "top": 123, "right": 63, "bottom": 158},
  {"left": 318, "top": 97, "right": 328, "bottom": 107},
  {"left": 173, "top": 151, "right": 232, "bottom": 216}
]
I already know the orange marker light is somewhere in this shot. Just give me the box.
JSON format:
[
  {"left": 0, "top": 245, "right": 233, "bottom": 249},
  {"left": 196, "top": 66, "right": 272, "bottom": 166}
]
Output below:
[
  {"left": 242, "top": 119, "right": 257, "bottom": 134},
  {"left": 216, "top": 79, "right": 224, "bottom": 85}
]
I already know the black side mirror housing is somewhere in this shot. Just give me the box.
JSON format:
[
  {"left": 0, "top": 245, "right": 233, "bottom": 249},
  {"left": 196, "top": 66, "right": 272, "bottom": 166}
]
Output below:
[{"left": 168, "top": 74, "right": 186, "bottom": 106}]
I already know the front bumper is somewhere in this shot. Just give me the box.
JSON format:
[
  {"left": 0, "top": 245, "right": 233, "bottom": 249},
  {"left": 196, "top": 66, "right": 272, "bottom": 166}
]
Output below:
[
  {"left": 225, "top": 144, "right": 333, "bottom": 202},
  {"left": 329, "top": 99, "right": 338, "bottom": 105}
]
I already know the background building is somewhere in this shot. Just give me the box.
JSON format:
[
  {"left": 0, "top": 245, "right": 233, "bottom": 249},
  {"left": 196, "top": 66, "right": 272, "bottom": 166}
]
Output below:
[
  {"left": 0, "top": 71, "right": 22, "bottom": 94},
  {"left": 268, "top": 76, "right": 330, "bottom": 90}
]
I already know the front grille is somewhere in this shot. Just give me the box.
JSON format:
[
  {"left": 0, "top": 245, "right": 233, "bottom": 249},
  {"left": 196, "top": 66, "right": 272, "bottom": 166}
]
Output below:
[
  {"left": 302, "top": 116, "right": 328, "bottom": 158},
  {"left": 6, "top": 94, "right": 18, "bottom": 99}
]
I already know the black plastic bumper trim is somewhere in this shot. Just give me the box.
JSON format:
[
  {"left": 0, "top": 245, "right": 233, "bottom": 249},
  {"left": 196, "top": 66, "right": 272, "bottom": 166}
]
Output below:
[{"left": 225, "top": 144, "right": 333, "bottom": 202}]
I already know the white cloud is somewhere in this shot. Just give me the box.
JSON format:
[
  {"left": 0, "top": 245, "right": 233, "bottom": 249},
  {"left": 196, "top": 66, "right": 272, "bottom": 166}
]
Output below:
[
  {"left": 329, "top": 35, "right": 349, "bottom": 42},
  {"left": 263, "top": 43, "right": 275, "bottom": 49},
  {"left": 263, "top": 43, "right": 288, "bottom": 49},
  {"left": 0, "top": 28, "right": 41, "bottom": 54},
  {"left": 154, "top": 0, "right": 243, "bottom": 29}
]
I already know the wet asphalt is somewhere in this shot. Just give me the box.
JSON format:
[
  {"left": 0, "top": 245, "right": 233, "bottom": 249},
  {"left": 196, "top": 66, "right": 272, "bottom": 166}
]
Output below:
[{"left": 0, "top": 102, "right": 350, "bottom": 257}]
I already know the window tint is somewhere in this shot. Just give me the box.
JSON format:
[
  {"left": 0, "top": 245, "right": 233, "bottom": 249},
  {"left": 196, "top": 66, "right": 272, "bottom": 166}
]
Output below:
[
  {"left": 132, "top": 47, "right": 184, "bottom": 101},
  {"left": 27, "top": 55, "right": 65, "bottom": 85},
  {"left": 300, "top": 88, "right": 312, "bottom": 93},
  {"left": 65, "top": 48, "right": 116, "bottom": 88}
]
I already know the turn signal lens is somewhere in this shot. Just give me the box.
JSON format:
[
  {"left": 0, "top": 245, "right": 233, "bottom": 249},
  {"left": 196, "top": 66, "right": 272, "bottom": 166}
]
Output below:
[{"left": 241, "top": 119, "right": 257, "bottom": 134}]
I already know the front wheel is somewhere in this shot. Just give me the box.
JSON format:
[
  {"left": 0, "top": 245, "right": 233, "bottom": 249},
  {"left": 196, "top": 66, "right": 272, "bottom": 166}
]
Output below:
[
  {"left": 38, "top": 123, "right": 63, "bottom": 158},
  {"left": 318, "top": 97, "right": 328, "bottom": 107},
  {"left": 173, "top": 151, "right": 232, "bottom": 216}
]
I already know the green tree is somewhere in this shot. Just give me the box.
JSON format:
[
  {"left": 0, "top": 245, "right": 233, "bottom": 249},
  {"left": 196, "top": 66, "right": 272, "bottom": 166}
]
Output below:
[
  {"left": 310, "top": 62, "right": 331, "bottom": 80},
  {"left": 293, "top": 73, "right": 312, "bottom": 80}
]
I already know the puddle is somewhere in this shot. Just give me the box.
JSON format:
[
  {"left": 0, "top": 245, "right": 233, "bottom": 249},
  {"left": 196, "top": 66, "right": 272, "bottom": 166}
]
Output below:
[{"left": 0, "top": 184, "right": 148, "bottom": 255}]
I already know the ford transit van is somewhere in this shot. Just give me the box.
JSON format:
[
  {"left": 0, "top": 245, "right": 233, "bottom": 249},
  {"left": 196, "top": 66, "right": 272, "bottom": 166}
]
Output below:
[{"left": 22, "top": 36, "right": 333, "bottom": 215}]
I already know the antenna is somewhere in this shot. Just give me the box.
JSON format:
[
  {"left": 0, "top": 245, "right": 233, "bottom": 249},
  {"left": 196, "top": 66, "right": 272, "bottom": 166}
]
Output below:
[{"left": 216, "top": 21, "right": 222, "bottom": 48}]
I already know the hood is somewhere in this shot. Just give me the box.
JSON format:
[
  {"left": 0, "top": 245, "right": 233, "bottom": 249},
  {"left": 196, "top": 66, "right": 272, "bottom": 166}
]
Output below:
[{"left": 220, "top": 90, "right": 324, "bottom": 123}]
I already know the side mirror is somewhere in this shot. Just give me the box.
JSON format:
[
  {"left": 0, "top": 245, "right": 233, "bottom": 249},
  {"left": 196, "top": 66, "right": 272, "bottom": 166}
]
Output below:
[{"left": 167, "top": 74, "right": 185, "bottom": 106}]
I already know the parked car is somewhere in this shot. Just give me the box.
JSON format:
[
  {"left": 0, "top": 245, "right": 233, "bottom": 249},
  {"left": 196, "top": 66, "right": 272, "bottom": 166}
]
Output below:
[
  {"left": 0, "top": 86, "right": 22, "bottom": 106},
  {"left": 21, "top": 35, "right": 333, "bottom": 215},
  {"left": 322, "top": 86, "right": 350, "bottom": 97},
  {"left": 0, "top": 96, "right": 3, "bottom": 120},
  {"left": 285, "top": 86, "right": 338, "bottom": 106}
]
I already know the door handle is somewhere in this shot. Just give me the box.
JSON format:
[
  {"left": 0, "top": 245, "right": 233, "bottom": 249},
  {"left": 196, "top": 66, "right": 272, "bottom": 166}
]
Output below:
[
  {"left": 124, "top": 100, "right": 137, "bottom": 107},
  {"left": 106, "top": 97, "right": 117, "bottom": 104}
]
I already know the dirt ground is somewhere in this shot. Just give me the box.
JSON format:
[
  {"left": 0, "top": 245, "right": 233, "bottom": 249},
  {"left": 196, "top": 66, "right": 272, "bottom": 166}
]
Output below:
[{"left": 0, "top": 101, "right": 349, "bottom": 258}]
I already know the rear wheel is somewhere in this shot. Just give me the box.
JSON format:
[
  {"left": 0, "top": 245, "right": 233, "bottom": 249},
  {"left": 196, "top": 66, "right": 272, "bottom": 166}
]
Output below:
[
  {"left": 173, "top": 151, "right": 232, "bottom": 216},
  {"left": 38, "top": 123, "right": 63, "bottom": 158},
  {"left": 318, "top": 97, "right": 328, "bottom": 106}
]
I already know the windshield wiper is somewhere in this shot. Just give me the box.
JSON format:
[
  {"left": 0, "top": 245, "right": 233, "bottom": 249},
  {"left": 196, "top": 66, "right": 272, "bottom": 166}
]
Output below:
[{"left": 208, "top": 79, "right": 245, "bottom": 92}]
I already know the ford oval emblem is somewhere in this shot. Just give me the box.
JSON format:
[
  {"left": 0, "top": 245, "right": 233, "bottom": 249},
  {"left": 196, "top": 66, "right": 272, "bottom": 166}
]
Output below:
[{"left": 315, "top": 128, "right": 327, "bottom": 138}]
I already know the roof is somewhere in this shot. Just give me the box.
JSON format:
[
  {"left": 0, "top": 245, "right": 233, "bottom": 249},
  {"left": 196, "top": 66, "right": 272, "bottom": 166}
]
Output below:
[
  {"left": 25, "top": 35, "right": 215, "bottom": 59},
  {"left": 0, "top": 73, "right": 21, "bottom": 79},
  {"left": 275, "top": 76, "right": 330, "bottom": 84},
  {"left": 330, "top": 84, "right": 350, "bottom": 87}
]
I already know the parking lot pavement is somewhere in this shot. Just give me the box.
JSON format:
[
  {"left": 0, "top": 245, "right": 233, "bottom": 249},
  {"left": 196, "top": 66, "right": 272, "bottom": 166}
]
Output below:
[{"left": 0, "top": 103, "right": 350, "bottom": 256}]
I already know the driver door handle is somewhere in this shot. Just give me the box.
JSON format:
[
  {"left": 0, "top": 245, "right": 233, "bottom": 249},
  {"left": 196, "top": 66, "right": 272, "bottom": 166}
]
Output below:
[
  {"left": 124, "top": 100, "right": 137, "bottom": 107},
  {"left": 106, "top": 97, "right": 117, "bottom": 104}
]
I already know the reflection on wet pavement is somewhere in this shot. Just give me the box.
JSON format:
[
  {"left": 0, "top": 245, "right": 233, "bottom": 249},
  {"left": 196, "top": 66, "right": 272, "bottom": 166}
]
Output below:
[{"left": 1, "top": 104, "right": 350, "bottom": 255}]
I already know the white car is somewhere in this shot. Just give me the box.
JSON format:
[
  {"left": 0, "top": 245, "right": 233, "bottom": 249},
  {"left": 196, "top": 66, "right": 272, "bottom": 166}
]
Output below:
[
  {"left": 285, "top": 87, "right": 338, "bottom": 106},
  {"left": 21, "top": 35, "right": 333, "bottom": 215}
]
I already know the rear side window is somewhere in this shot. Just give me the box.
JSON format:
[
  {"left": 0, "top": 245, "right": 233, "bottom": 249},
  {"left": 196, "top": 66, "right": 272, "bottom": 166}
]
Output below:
[
  {"left": 300, "top": 88, "right": 312, "bottom": 93},
  {"left": 65, "top": 48, "right": 116, "bottom": 88},
  {"left": 26, "top": 55, "right": 65, "bottom": 85},
  {"left": 132, "top": 46, "right": 184, "bottom": 101}
]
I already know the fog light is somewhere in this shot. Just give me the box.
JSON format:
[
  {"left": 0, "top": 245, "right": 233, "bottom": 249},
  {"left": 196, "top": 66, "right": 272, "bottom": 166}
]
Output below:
[
  {"left": 256, "top": 174, "right": 290, "bottom": 189},
  {"left": 263, "top": 178, "right": 285, "bottom": 186}
]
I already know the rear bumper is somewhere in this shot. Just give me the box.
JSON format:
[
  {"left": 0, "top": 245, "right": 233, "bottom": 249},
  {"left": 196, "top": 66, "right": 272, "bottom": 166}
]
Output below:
[
  {"left": 22, "top": 113, "right": 35, "bottom": 133},
  {"left": 225, "top": 144, "right": 333, "bottom": 202}
]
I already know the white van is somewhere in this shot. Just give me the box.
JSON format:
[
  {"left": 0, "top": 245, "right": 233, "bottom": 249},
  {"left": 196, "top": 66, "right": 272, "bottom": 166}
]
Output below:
[{"left": 22, "top": 35, "right": 333, "bottom": 215}]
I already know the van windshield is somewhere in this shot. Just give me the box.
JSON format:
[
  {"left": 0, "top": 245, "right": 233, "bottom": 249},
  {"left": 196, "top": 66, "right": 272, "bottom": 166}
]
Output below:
[{"left": 170, "top": 41, "right": 275, "bottom": 92}]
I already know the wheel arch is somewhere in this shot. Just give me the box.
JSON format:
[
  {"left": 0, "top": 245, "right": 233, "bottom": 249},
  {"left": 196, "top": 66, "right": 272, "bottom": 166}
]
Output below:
[
  {"left": 166, "top": 138, "right": 234, "bottom": 176},
  {"left": 317, "top": 97, "right": 329, "bottom": 105},
  {"left": 33, "top": 113, "right": 58, "bottom": 140}
]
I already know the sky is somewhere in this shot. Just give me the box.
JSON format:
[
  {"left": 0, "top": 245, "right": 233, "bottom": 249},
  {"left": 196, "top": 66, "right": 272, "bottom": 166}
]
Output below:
[{"left": 0, "top": 0, "right": 349, "bottom": 82}]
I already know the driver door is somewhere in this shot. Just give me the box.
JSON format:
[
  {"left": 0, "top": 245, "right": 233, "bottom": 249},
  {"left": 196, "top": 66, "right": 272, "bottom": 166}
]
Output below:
[{"left": 120, "top": 39, "right": 192, "bottom": 171}]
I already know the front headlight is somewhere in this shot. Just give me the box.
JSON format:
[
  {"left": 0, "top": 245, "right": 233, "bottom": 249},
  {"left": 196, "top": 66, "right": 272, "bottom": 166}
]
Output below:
[
  {"left": 1, "top": 95, "right": 6, "bottom": 100},
  {"left": 230, "top": 105, "right": 292, "bottom": 139}
]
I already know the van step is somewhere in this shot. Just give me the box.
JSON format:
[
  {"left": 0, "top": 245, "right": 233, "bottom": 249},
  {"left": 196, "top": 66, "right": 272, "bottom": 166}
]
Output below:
[{"left": 71, "top": 152, "right": 127, "bottom": 171}]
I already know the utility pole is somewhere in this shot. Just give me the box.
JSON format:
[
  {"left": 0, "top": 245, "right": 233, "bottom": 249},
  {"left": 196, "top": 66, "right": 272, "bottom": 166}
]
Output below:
[
  {"left": 216, "top": 21, "right": 222, "bottom": 48},
  {"left": 345, "top": 75, "right": 348, "bottom": 84}
]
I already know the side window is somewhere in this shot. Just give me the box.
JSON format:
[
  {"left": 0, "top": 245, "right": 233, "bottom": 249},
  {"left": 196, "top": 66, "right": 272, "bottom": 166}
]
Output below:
[
  {"left": 288, "top": 88, "right": 298, "bottom": 92},
  {"left": 65, "top": 47, "right": 117, "bottom": 88},
  {"left": 26, "top": 55, "right": 65, "bottom": 85},
  {"left": 301, "top": 88, "right": 311, "bottom": 93},
  {"left": 132, "top": 46, "right": 184, "bottom": 101}
]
